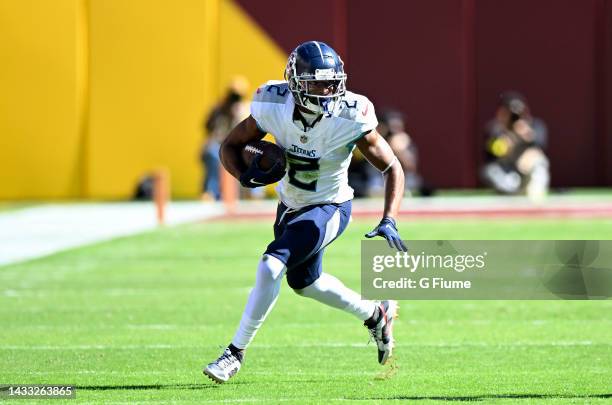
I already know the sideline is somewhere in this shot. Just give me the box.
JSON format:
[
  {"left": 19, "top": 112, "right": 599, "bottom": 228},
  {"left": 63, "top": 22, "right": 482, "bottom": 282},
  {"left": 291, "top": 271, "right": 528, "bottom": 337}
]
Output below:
[{"left": 0, "top": 202, "right": 224, "bottom": 267}]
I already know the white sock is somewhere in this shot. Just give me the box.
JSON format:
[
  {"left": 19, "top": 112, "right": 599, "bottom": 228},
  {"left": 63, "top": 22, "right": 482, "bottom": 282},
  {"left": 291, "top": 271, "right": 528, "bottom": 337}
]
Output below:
[
  {"left": 231, "top": 255, "right": 286, "bottom": 349},
  {"left": 295, "top": 272, "right": 376, "bottom": 321}
]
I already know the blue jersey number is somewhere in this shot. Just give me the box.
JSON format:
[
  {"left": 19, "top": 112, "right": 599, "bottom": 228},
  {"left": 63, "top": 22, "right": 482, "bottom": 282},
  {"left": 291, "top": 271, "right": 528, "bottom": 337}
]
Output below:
[
  {"left": 287, "top": 154, "right": 320, "bottom": 191},
  {"left": 266, "top": 85, "right": 289, "bottom": 97}
]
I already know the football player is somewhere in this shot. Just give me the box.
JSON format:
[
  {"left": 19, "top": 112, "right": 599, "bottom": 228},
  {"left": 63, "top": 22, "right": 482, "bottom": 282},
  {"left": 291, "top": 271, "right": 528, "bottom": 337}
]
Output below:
[{"left": 204, "top": 41, "right": 407, "bottom": 383}]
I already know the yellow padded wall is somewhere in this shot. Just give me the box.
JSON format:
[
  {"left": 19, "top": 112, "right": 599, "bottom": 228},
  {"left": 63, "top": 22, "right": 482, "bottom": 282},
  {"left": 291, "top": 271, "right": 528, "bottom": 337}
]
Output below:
[
  {"left": 0, "top": 0, "right": 82, "bottom": 199},
  {"left": 0, "top": 0, "right": 287, "bottom": 199},
  {"left": 86, "top": 0, "right": 211, "bottom": 198},
  {"left": 86, "top": 0, "right": 286, "bottom": 199}
]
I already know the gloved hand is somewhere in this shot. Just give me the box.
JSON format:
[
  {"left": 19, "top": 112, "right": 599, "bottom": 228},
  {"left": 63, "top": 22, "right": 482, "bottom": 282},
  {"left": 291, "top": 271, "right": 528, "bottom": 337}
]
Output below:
[
  {"left": 239, "top": 154, "right": 285, "bottom": 188},
  {"left": 365, "top": 217, "right": 408, "bottom": 252}
]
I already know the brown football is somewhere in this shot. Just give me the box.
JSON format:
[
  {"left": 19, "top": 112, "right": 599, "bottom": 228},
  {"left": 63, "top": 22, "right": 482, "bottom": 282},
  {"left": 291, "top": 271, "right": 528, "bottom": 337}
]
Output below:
[{"left": 242, "top": 140, "right": 286, "bottom": 173}]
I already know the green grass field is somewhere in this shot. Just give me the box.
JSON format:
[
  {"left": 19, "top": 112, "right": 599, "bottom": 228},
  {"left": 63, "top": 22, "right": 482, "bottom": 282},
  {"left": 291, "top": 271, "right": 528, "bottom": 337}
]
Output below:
[{"left": 1, "top": 217, "right": 611, "bottom": 404}]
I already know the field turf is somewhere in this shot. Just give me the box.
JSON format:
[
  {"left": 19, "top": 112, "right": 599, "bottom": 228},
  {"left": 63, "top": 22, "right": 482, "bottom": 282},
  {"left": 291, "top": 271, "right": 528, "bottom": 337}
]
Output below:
[{"left": 1, "top": 217, "right": 611, "bottom": 404}]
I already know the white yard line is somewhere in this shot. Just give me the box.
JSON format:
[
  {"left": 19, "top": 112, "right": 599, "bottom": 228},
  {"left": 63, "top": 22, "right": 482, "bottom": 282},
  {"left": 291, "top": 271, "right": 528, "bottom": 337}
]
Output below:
[{"left": 0, "top": 202, "right": 224, "bottom": 267}]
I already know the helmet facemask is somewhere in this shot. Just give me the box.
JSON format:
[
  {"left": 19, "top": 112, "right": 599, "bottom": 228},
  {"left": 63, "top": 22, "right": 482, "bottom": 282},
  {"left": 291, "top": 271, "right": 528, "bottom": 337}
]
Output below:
[{"left": 285, "top": 51, "right": 347, "bottom": 116}]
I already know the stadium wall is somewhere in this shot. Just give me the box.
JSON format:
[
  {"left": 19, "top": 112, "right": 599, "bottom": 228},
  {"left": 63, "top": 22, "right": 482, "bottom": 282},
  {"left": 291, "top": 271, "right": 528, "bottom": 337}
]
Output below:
[
  {"left": 237, "top": 0, "right": 612, "bottom": 188},
  {"left": 1, "top": 0, "right": 610, "bottom": 199},
  {"left": 0, "top": 0, "right": 84, "bottom": 199},
  {"left": 84, "top": 0, "right": 211, "bottom": 198},
  {"left": 0, "top": 0, "right": 285, "bottom": 199},
  {"left": 604, "top": 0, "right": 612, "bottom": 185}
]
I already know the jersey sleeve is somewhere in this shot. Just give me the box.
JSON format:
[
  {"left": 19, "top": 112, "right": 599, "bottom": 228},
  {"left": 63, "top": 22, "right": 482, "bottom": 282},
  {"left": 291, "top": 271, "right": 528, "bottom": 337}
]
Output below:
[
  {"left": 250, "top": 85, "right": 270, "bottom": 133},
  {"left": 250, "top": 81, "right": 290, "bottom": 134},
  {"left": 356, "top": 98, "right": 378, "bottom": 134},
  {"left": 341, "top": 96, "right": 379, "bottom": 149}
]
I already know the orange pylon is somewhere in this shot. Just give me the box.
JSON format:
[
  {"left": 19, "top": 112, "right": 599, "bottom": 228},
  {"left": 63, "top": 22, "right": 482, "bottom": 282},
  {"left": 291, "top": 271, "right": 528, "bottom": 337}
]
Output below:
[{"left": 153, "top": 168, "right": 170, "bottom": 225}]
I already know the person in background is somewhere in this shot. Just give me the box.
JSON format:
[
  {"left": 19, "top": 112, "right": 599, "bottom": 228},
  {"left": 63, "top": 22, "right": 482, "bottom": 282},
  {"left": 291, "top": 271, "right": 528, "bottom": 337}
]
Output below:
[
  {"left": 482, "top": 91, "right": 549, "bottom": 200},
  {"left": 347, "top": 148, "right": 371, "bottom": 198},
  {"left": 359, "top": 109, "right": 431, "bottom": 197},
  {"left": 201, "top": 77, "right": 250, "bottom": 200}
]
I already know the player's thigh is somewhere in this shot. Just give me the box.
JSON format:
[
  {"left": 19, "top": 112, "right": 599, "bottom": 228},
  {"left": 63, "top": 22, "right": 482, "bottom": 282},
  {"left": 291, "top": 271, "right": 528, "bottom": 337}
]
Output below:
[
  {"left": 265, "top": 202, "right": 350, "bottom": 268},
  {"left": 265, "top": 205, "right": 331, "bottom": 268},
  {"left": 281, "top": 201, "right": 352, "bottom": 289},
  {"left": 319, "top": 200, "right": 351, "bottom": 250}
]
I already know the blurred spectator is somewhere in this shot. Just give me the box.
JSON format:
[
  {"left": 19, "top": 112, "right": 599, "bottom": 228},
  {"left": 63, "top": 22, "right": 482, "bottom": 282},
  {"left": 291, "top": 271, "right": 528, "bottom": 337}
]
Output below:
[
  {"left": 347, "top": 149, "right": 371, "bottom": 198},
  {"left": 133, "top": 173, "right": 154, "bottom": 200},
  {"left": 380, "top": 110, "right": 429, "bottom": 196},
  {"left": 379, "top": 110, "right": 421, "bottom": 193},
  {"left": 481, "top": 91, "right": 549, "bottom": 199},
  {"left": 201, "top": 76, "right": 250, "bottom": 200},
  {"left": 350, "top": 109, "right": 431, "bottom": 197}
]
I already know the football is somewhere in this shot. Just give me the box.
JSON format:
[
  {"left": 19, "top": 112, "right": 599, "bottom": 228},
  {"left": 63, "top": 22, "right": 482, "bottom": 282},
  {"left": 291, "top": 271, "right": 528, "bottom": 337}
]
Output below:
[{"left": 242, "top": 140, "right": 286, "bottom": 175}]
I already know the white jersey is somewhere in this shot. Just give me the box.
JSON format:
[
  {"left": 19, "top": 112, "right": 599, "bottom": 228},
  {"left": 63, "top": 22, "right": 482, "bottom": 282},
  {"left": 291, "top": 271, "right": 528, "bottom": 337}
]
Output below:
[{"left": 251, "top": 80, "right": 378, "bottom": 209}]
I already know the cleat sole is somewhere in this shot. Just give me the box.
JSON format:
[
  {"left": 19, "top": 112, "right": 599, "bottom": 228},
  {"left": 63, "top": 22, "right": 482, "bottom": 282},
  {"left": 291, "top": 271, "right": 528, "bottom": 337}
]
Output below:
[{"left": 203, "top": 368, "right": 225, "bottom": 384}]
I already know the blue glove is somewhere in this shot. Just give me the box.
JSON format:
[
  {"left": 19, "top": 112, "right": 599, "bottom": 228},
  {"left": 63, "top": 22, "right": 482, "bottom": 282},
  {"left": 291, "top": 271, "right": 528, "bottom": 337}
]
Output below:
[
  {"left": 239, "top": 154, "right": 285, "bottom": 188},
  {"left": 365, "top": 217, "right": 408, "bottom": 252}
]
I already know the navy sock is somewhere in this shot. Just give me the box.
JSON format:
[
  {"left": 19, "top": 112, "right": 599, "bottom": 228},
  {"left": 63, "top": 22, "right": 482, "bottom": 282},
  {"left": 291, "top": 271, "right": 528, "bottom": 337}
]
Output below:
[{"left": 228, "top": 343, "right": 244, "bottom": 362}]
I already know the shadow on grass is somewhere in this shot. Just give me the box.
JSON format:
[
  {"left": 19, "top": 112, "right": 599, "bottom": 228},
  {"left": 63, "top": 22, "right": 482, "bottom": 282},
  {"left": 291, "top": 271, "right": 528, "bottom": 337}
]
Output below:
[
  {"left": 76, "top": 382, "right": 250, "bottom": 391},
  {"left": 75, "top": 384, "right": 611, "bottom": 401},
  {"left": 360, "top": 393, "right": 612, "bottom": 402}
]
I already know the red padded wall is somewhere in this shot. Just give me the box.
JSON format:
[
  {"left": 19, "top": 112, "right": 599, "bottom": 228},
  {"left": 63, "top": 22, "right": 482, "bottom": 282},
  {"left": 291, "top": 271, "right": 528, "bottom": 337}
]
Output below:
[
  {"left": 234, "top": 0, "right": 346, "bottom": 56},
  {"left": 236, "top": 0, "right": 612, "bottom": 187},
  {"left": 348, "top": 0, "right": 476, "bottom": 187},
  {"left": 604, "top": 0, "right": 612, "bottom": 184},
  {"left": 476, "top": 0, "right": 599, "bottom": 186}
]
